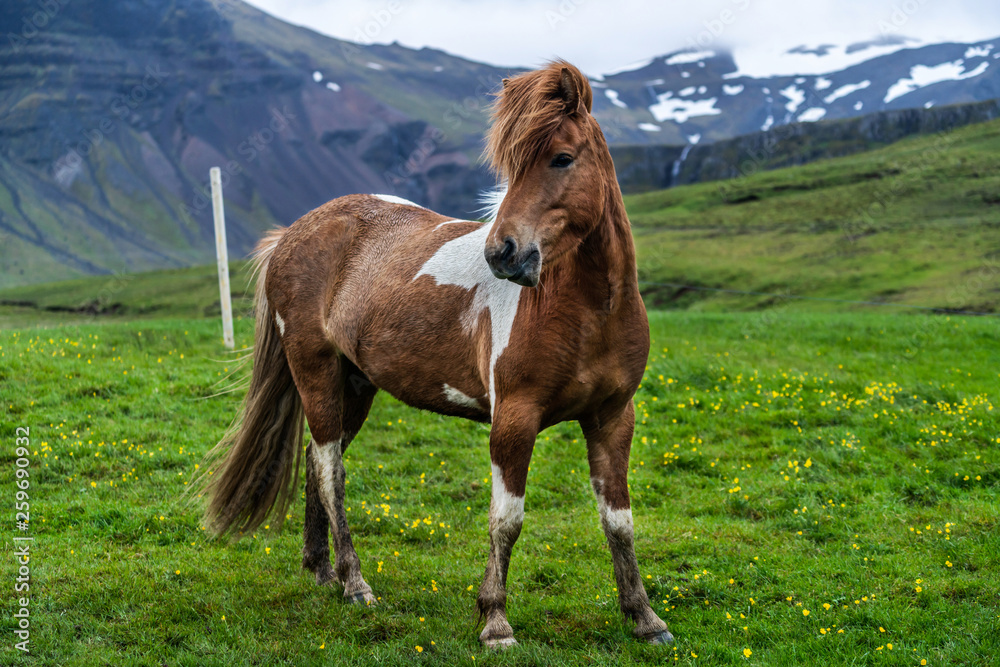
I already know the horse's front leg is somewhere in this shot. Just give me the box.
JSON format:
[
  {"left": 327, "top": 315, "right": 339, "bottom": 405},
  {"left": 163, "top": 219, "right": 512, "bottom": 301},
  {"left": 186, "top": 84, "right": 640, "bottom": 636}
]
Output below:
[
  {"left": 582, "top": 401, "right": 673, "bottom": 644},
  {"left": 476, "top": 404, "right": 538, "bottom": 648}
]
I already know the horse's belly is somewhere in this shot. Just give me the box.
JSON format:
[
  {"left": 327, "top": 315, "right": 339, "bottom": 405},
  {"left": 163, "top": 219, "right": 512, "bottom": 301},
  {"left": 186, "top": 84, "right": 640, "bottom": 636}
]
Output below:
[{"left": 351, "top": 301, "right": 493, "bottom": 423}]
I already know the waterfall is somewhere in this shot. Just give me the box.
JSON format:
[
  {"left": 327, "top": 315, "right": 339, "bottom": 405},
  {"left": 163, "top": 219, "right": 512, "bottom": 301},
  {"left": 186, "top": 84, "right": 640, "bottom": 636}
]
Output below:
[
  {"left": 670, "top": 144, "right": 693, "bottom": 186},
  {"left": 670, "top": 133, "right": 701, "bottom": 187}
]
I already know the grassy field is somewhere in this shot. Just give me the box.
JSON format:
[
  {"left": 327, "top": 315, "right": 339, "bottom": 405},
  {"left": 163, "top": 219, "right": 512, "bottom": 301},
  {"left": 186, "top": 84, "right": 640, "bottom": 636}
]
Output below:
[{"left": 2, "top": 307, "right": 998, "bottom": 666}]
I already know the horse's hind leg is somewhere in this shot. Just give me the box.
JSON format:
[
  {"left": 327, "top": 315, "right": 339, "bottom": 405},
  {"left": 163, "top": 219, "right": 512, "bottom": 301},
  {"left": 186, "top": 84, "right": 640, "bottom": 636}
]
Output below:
[
  {"left": 582, "top": 402, "right": 672, "bottom": 644},
  {"left": 290, "top": 343, "right": 378, "bottom": 604},
  {"left": 303, "top": 441, "right": 335, "bottom": 584}
]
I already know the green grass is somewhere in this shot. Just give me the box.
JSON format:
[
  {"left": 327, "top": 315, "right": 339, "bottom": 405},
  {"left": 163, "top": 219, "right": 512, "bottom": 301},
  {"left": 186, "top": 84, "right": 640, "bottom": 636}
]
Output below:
[
  {"left": 0, "top": 262, "right": 257, "bottom": 329},
  {"left": 2, "top": 311, "right": 998, "bottom": 665}
]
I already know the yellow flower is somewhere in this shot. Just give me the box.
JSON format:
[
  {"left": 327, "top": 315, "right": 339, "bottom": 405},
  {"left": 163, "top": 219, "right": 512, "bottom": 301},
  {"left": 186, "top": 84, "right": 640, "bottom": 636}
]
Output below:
[
  {"left": 743, "top": 648, "right": 752, "bottom": 658},
  {"left": 415, "top": 646, "right": 423, "bottom": 653},
  {"left": 802, "top": 609, "right": 810, "bottom": 616}
]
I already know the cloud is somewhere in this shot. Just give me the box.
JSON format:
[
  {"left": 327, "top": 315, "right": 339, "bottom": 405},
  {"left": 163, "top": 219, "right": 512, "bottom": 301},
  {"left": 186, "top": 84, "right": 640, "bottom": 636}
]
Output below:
[{"left": 243, "top": 0, "right": 1000, "bottom": 75}]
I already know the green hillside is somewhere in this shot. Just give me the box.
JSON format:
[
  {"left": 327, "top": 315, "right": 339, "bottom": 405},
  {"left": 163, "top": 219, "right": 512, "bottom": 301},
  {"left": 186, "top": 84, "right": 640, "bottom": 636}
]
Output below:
[{"left": 626, "top": 118, "right": 1000, "bottom": 313}]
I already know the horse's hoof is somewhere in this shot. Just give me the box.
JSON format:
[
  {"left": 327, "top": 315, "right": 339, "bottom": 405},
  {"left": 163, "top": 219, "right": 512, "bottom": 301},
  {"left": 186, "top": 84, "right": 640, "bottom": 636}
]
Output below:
[
  {"left": 643, "top": 629, "right": 674, "bottom": 645},
  {"left": 348, "top": 591, "right": 377, "bottom": 606},
  {"left": 482, "top": 636, "right": 517, "bottom": 650},
  {"left": 313, "top": 567, "right": 336, "bottom": 586}
]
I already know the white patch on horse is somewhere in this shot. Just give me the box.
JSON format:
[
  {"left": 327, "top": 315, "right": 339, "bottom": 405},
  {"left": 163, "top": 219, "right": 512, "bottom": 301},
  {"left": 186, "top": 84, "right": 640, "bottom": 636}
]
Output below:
[
  {"left": 443, "top": 384, "right": 481, "bottom": 410},
  {"left": 413, "top": 195, "right": 521, "bottom": 418},
  {"left": 596, "top": 492, "right": 633, "bottom": 535},
  {"left": 275, "top": 311, "right": 286, "bottom": 336},
  {"left": 490, "top": 463, "right": 525, "bottom": 528},
  {"left": 372, "top": 194, "right": 424, "bottom": 208},
  {"left": 313, "top": 439, "right": 344, "bottom": 517}
]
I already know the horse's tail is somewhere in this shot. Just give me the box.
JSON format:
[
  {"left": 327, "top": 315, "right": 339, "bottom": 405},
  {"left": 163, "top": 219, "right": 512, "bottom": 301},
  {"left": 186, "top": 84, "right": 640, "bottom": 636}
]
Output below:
[{"left": 199, "top": 228, "right": 304, "bottom": 539}]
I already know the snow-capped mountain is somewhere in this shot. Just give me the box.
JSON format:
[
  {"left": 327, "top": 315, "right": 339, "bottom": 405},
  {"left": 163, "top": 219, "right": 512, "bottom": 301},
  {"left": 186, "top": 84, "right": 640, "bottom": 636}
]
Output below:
[{"left": 590, "top": 38, "right": 1000, "bottom": 145}]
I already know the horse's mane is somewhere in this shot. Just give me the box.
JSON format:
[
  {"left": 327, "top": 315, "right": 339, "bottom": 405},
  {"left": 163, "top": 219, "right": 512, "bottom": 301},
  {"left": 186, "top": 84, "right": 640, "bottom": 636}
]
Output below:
[{"left": 484, "top": 60, "right": 594, "bottom": 184}]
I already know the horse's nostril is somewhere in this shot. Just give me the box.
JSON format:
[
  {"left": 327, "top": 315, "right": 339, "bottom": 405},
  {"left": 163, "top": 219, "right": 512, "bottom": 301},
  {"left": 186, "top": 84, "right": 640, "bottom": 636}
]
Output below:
[{"left": 501, "top": 237, "right": 517, "bottom": 262}]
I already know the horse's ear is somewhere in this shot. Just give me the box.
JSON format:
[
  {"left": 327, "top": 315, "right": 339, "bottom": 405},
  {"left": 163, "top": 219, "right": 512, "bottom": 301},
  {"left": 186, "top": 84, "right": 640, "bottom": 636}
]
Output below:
[
  {"left": 502, "top": 78, "right": 510, "bottom": 89},
  {"left": 558, "top": 66, "right": 592, "bottom": 115}
]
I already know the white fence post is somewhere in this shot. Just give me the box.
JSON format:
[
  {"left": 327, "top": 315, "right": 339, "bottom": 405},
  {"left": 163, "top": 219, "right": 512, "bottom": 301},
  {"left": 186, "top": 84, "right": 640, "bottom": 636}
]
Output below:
[{"left": 210, "top": 167, "right": 234, "bottom": 350}]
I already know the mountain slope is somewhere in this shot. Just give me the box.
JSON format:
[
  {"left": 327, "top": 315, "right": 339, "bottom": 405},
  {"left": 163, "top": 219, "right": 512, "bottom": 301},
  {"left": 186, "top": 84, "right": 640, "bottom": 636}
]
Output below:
[
  {"left": 0, "top": 0, "right": 503, "bottom": 288},
  {"left": 0, "top": 0, "right": 997, "bottom": 289}
]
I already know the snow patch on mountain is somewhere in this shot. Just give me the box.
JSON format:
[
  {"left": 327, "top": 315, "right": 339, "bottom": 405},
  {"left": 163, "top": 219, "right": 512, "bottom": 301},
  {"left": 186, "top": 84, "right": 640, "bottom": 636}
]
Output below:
[
  {"left": 666, "top": 50, "right": 715, "bottom": 66},
  {"left": 965, "top": 44, "right": 993, "bottom": 59},
  {"left": 814, "top": 77, "right": 832, "bottom": 90},
  {"left": 884, "top": 60, "right": 989, "bottom": 103},
  {"left": 723, "top": 84, "right": 744, "bottom": 95},
  {"left": 638, "top": 122, "right": 661, "bottom": 132},
  {"left": 649, "top": 92, "right": 722, "bottom": 123},
  {"left": 824, "top": 80, "right": 871, "bottom": 104},
  {"left": 780, "top": 85, "right": 806, "bottom": 114},
  {"left": 727, "top": 41, "right": 918, "bottom": 78},
  {"left": 600, "top": 58, "right": 654, "bottom": 78},
  {"left": 605, "top": 89, "right": 628, "bottom": 108},
  {"left": 798, "top": 108, "right": 827, "bottom": 122}
]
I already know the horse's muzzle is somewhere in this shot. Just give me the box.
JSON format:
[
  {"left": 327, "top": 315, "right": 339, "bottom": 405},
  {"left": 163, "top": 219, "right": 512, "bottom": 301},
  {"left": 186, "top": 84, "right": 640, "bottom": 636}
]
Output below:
[{"left": 485, "top": 237, "right": 541, "bottom": 287}]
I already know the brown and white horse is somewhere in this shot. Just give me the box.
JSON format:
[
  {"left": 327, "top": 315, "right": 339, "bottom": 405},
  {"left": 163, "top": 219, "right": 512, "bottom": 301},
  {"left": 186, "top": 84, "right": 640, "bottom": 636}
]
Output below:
[{"left": 199, "top": 61, "right": 672, "bottom": 647}]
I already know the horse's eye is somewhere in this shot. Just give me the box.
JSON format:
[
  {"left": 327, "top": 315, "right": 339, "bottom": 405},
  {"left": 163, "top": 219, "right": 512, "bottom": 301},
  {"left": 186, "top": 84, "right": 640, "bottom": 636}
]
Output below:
[{"left": 550, "top": 153, "right": 574, "bottom": 168}]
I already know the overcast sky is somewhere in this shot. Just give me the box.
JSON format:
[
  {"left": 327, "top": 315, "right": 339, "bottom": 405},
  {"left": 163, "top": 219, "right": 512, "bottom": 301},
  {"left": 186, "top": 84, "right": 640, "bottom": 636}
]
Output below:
[{"left": 243, "top": 0, "right": 1000, "bottom": 76}]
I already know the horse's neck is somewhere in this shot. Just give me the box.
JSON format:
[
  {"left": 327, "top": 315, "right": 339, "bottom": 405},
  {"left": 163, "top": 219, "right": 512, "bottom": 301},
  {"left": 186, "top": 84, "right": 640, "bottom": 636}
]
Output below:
[{"left": 573, "top": 188, "right": 637, "bottom": 309}]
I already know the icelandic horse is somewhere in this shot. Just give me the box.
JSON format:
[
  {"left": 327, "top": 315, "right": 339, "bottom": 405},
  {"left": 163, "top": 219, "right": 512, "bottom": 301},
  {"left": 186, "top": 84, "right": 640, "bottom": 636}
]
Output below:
[{"left": 199, "top": 60, "right": 672, "bottom": 647}]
